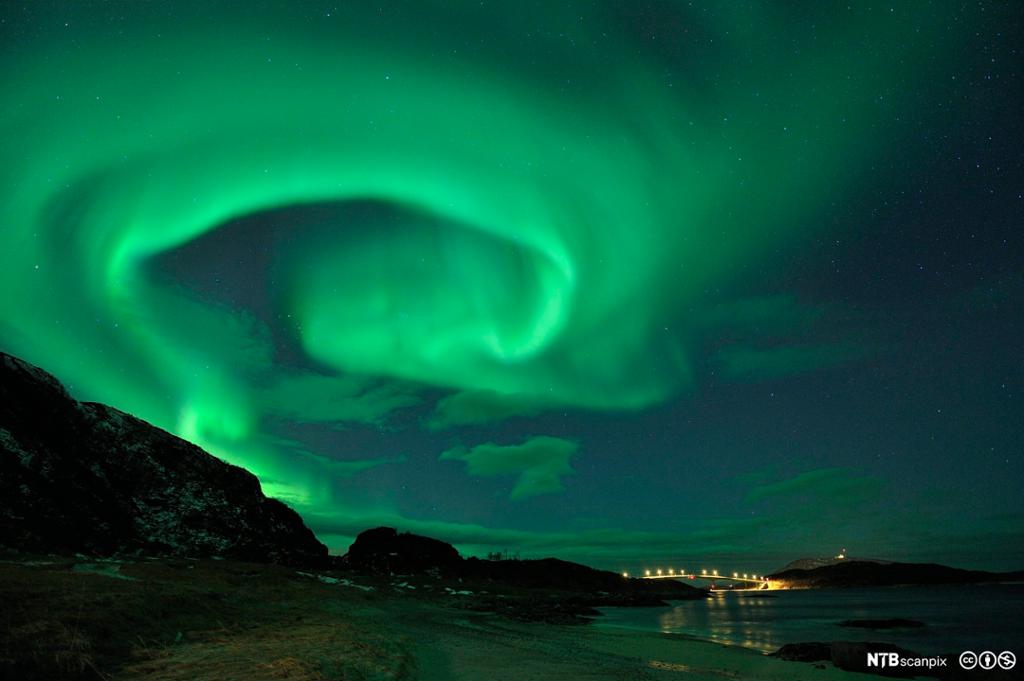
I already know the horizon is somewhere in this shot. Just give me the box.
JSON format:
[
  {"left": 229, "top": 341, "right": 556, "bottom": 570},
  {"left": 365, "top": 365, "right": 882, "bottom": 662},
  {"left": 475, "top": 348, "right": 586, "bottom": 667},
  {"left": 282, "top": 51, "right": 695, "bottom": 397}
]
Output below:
[
  {"left": 312, "top": 524, "right": 1024, "bottom": 576},
  {"left": 1, "top": 1, "right": 1021, "bottom": 575}
]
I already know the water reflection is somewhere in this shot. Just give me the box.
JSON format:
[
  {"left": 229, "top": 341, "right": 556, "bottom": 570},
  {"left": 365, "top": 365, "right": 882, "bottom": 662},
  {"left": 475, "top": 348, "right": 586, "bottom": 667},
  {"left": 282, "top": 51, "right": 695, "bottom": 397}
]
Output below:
[
  {"left": 601, "top": 584, "right": 1024, "bottom": 655},
  {"left": 658, "top": 592, "right": 777, "bottom": 651}
]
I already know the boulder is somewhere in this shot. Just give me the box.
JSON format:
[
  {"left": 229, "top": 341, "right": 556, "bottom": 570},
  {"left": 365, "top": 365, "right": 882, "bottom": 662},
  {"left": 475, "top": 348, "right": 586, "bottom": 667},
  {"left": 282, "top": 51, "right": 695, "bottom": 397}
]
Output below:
[{"left": 341, "top": 526, "right": 462, "bottom": 575}]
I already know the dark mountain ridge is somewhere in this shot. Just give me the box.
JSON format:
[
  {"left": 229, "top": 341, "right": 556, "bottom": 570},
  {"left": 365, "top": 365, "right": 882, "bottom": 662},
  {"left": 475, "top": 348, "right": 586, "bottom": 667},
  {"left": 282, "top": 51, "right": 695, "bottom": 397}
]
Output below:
[
  {"left": 776, "top": 555, "right": 890, "bottom": 572},
  {"left": 0, "top": 351, "right": 328, "bottom": 566}
]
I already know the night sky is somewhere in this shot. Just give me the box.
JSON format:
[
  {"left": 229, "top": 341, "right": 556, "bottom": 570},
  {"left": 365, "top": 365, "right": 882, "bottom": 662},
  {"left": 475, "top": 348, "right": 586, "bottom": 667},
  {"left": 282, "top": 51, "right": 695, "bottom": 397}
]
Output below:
[{"left": 1, "top": 1, "right": 1021, "bottom": 574}]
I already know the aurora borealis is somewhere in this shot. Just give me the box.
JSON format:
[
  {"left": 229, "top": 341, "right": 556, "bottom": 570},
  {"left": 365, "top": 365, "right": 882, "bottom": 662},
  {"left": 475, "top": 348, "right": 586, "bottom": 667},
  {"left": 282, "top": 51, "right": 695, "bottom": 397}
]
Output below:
[{"left": 1, "top": 1, "right": 1021, "bottom": 571}]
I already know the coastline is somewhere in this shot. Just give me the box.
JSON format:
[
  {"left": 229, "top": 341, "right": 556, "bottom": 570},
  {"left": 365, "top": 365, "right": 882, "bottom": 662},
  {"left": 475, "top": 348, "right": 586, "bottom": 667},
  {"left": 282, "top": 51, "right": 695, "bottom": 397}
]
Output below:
[{"left": 385, "top": 602, "right": 865, "bottom": 680}]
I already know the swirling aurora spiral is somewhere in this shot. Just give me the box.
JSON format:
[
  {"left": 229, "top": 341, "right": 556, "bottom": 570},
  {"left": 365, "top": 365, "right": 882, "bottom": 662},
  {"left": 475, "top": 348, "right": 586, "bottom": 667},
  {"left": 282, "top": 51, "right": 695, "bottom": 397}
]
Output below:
[{"left": 0, "top": 2, "right": 961, "bottom": 505}]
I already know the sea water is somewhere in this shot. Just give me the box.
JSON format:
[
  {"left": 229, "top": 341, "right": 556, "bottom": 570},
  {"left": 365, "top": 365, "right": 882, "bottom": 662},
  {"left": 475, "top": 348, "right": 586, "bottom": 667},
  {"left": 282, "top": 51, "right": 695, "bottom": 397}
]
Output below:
[{"left": 595, "top": 583, "right": 1024, "bottom": 655}]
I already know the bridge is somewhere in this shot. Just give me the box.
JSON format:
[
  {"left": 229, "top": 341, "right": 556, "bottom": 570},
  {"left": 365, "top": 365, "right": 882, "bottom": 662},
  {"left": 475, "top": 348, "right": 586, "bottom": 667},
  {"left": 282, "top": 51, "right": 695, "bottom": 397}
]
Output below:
[{"left": 624, "top": 568, "right": 772, "bottom": 590}]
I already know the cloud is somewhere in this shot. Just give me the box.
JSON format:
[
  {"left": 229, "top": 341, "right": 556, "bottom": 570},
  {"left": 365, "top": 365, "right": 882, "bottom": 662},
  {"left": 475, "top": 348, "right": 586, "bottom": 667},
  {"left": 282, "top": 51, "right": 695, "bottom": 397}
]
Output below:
[
  {"left": 440, "top": 436, "right": 577, "bottom": 500},
  {"left": 208, "top": 428, "right": 407, "bottom": 508},
  {"left": 427, "top": 389, "right": 546, "bottom": 429},
  {"left": 258, "top": 372, "right": 419, "bottom": 425},
  {"left": 300, "top": 451, "right": 407, "bottom": 478},
  {"left": 695, "top": 294, "right": 871, "bottom": 381},
  {"left": 717, "top": 342, "right": 865, "bottom": 380},
  {"left": 745, "top": 466, "right": 883, "bottom": 504},
  {"left": 699, "top": 294, "right": 826, "bottom": 332}
]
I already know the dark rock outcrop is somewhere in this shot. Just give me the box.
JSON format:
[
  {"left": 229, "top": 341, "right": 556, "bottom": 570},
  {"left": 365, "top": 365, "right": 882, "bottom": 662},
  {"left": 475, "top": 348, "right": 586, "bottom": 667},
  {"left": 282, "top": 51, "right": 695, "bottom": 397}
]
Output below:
[
  {"left": 0, "top": 351, "right": 327, "bottom": 566},
  {"left": 773, "top": 642, "right": 932, "bottom": 679},
  {"left": 340, "top": 526, "right": 706, "bottom": 606},
  {"left": 342, "top": 526, "right": 463, "bottom": 575},
  {"left": 768, "top": 560, "right": 1023, "bottom": 588}
]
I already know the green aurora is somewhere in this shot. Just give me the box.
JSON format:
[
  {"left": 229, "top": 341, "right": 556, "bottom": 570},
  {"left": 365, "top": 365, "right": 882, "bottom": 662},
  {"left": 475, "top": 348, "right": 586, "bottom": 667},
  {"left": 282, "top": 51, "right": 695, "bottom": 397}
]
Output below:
[{"left": 2, "top": 2, "right": 1016, "bottom": 566}]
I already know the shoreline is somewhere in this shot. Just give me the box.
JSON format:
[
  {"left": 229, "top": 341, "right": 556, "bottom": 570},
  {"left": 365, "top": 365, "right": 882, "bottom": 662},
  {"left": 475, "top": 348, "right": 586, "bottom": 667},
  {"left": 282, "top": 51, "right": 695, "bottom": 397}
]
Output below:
[{"left": 386, "top": 601, "right": 867, "bottom": 680}]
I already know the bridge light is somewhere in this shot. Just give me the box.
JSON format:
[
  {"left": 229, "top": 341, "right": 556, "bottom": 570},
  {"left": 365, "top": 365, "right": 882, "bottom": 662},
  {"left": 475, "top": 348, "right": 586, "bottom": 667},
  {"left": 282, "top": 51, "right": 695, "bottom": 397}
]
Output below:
[
  {"left": 743, "top": 574, "right": 748, "bottom": 579},
  {"left": 622, "top": 572, "right": 629, "bottom": 578},
  {"left": 712, "top": 569, "right": 718, "bottom": 576},
  {"left": 645, "top": 570, "right": 651, "bottom": 577},
  {"left": 733, "top": 572, "right": 738, "bottom": 578},
  {"left": 668, "top": 568, "right": 674, "bottom": 575},
  {"left": 657, "top": 569, "right": 663, "bottom": 575}
]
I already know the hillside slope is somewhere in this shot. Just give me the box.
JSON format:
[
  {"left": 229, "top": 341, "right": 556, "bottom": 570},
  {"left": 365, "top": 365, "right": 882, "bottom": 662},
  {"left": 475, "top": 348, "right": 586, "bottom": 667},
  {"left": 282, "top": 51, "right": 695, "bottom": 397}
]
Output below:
[{"left": 0, "top": 351, "right": 327, "bottom": 566}]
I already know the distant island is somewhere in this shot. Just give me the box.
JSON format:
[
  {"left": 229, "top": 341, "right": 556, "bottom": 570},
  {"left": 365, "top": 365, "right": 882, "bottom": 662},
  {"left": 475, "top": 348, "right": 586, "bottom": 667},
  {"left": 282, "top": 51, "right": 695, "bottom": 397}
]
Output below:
[{"left": 767, "top": 557, "right": 1023, "bottom": 589}]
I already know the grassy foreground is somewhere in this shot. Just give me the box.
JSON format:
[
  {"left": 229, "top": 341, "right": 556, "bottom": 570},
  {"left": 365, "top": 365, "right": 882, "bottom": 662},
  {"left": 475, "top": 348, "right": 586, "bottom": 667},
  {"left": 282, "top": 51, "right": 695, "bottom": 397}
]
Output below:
[{"left": 0, "top": 559, "right": 409, "bottom": 680}]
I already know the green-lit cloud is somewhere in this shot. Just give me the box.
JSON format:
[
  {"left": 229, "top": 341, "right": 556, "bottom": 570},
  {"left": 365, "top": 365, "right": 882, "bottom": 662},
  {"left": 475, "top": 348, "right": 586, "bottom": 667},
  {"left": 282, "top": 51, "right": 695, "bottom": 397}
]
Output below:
[
  {"left": 440, "top": 436, "right": 577, "bottom": 500},
  {"left": 258, "top": 452, "right": 402, "bottom": 507},
  {"left": 745, "top": 467, "right": 883, "bottom": 505},
  {"left": 698, "top": 295, "right": 869, "bottom": 380},
  {"left": 719, "top": 343, "right": 866, "bottom": 380},
  {"left": 699, "top": 295, "right": 826, "bottom": 333},
  {"left": 427, "top": 390, "right": 546, "bottom": 430},
  {"left": 259, "top": 373, "right": 420, "bottom": 426}
]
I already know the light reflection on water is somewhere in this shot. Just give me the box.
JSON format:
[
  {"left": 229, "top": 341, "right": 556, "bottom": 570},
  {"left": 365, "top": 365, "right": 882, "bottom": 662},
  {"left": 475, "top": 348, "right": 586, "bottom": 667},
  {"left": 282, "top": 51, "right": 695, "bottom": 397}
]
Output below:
[
  {"left": 658, "top": 591, "right": 778, "bottom": 651},
  {"left": 597, "top": 584, "right": 1024, "bottom": 655}
]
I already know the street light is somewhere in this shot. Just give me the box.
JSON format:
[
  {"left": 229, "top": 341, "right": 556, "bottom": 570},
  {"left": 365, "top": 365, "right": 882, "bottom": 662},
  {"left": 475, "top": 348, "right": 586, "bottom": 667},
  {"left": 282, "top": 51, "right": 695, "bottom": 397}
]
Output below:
[
  {"left": 645, "top": 569, "right": 651, "bottom": 576},
  {"left": 622, "top": 572, "right": 629, "bottom": 578},
  {"left": 701, "top": 569, "right": 707, "bottom": 575},
  {"left": 657, "top": 569, "right": 663, "bottom": 576}
]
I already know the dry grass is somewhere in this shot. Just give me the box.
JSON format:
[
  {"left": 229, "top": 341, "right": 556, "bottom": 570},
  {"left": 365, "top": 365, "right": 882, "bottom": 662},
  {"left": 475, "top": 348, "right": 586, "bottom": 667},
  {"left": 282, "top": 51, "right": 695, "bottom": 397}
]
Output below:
[
  {"left": 0, "top": 559, "right": 414, "bottom": 680},
  {"left": 120, "top": 621, "right": 409, "bottom": 681}
]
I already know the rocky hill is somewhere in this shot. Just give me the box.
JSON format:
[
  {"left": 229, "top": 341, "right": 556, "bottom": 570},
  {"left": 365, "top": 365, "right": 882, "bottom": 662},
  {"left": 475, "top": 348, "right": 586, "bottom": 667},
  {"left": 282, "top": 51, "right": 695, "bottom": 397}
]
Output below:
[
  {"left": 775, "top": 556, "right": 889, "bottom": 572},
  {"left": 0, "top": 351, "right": 327, "bottom": 566},
  {"left": 768, "top": 559, "right": 1023, "bottom": 588},
  {"left": 342, "top": 526, "right": 463, "bottom": 575}
]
